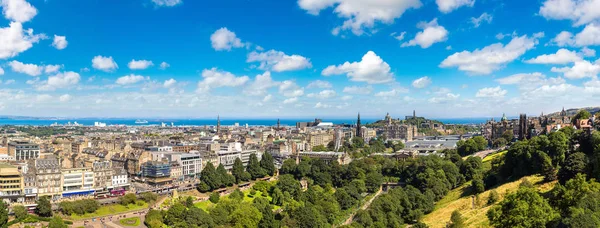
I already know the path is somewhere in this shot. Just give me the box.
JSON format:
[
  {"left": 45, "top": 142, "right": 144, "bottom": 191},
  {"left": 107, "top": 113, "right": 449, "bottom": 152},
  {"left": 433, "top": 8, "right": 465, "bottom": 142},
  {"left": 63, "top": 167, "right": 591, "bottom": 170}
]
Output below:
[
  {"left": 340, "top": 186, "right": 384, "bottom": 226},
  {"left": 473, "top": 149, "right": 499, "bottom": 159},
  {"left": 70, "top": 208, "right": 149, "bottom": 228}
]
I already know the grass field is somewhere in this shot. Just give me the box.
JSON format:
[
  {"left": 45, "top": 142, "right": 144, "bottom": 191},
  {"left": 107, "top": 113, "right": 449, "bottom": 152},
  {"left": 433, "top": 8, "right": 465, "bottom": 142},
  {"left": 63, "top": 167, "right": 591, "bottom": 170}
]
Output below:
[
  {"left": 68, "top": 201, "right": 148, "bottom": 220},
  {"left": 194, "top": 189, "right": 279, "bottom": 211},
  {"left": 119, "top": 217, "right": 141, "bottom": 227},
  {"left": 482, "top": 151, "right": 507, "bottom": 163},
  {"left": 422, "top": 175, "right": 556, "bottom": 228}
]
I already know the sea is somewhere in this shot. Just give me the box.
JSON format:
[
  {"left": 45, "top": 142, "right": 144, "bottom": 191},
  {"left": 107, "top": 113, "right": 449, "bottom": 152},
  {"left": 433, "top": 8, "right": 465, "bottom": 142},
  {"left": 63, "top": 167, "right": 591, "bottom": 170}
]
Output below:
[{"left": 0, "top": 117, "right": 495, "bottom": 127}]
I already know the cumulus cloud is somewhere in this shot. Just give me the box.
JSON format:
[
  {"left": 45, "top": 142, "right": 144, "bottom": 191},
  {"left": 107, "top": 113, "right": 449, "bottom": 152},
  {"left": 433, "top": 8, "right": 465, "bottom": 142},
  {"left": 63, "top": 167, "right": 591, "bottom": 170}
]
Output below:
[
  {"left": 314, "top": 102, "right": 331, "bottom": 108},
  {"left": 278, "top": 80, "right": 304, "bottom": 97},
  {"left": 151, "top": 0, "right": 182, "bottom": 7},
  {"left": 52, "top": 35, "right": 67, "bottom": 50},
  {"left": 298, "top": 0, "right": 422, "bottom": 36},
  {"left": 436, "top": 0, "right": 474, "bottom": 13},
  {"left": 36, "top": 71, "right": 81, "bottom": 91},
  {"left": 128, "top": 59, "right": 154, "bottom": 70},
  {"left": 263, "top": 94, "right": 272, "bottom": 102},
  {"left": 307, "top": 89, "right": 336, "bottom": 99},
  {"left": 342, "top": 85, "right": 373, "bottom": 95},
  {"left": 428, "top": 92, "right": 460, "bottom": 103},
  {"left": 581, "top": 47, "right": 596, "bottom": 57},
  {"left": 322, "top": 51, "right": 394, "bottom": 84},
  {"left": 59, "top": 94, "right": 71, "bottom": 102},
  {"left": 375, "top": 89, "right": 406, "bottom": 97},
  {"left": 412, "top": 76, "right": 432, "bottom": 88},
  {"left": 1, "top": 0, "right": 37, "bottom": 23},
  {"left": 306, "top": 80, "right": 332, "bottom": 89},
  {"left": 8, "top": 60, "right": 42, "bottom": 76},
  {"left": 539, "top": 0, "right": 600, "bottom": 26},
  {"left": 283, "top": 97, "right": 298, "bottom": 104},
  {"left": 44, "top": 64, "right": 61, "bottom": 74},
  {"left": 552, "top": 24, "right": 600, "bottom": 47},
  {"left": 0, "top": 22, "right": 46, "bottom": 59},
  {"left": 247, "top": 50, "right": 312, "bottom": 72},
  {"left": 244, "top": 71, "right": 280, "bottom": 96},
  {"left": 92, "top": 55, "right": 118, "bottom": 72},
  {"left": 401, "top": 18, "right": 448, "bottom": 48},
  {"left": 496, "top": 72, "right": 566, "bottom": 92},
  {"left": 524, "top": 49, "right": 582, "bottom": 64},
  {"left": 391, "top": 31, "right": 406, "bottom": 41},
  {"left": 476, "top": 86, "right": 507, "bottom": 98},
  {"left": 210, "top": 27, "right": 247, "bottom": 51},
  {"left": 196, "top": 68, "right": 249, "bottom": 93},
  {"left": 159, "top": 62, "right": 170, "bottom": 70},
  {"left": 116, "top": 74, "right": 146, "bottom": 85},
  {"left": 551, "top": 60, "right": 600, "bottom": 79},
  {"left": 163, "top": 78, "right": 177, "bottom": 88},
  {"left": 470, "top": 12, "right": 493, "bottom": 28},
  {"left": 440, "top": 34, "right": 541, "bottom": 74}
]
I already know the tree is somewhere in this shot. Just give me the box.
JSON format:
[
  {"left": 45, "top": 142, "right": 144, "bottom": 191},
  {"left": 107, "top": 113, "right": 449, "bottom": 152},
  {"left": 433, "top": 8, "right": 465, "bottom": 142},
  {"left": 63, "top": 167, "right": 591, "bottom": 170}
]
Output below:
[
  {"left": 184, "top": 207, "right": 214, "bottom": 227},
  {"left": 334, "top": 188, "right": 356, "bottom": 210},
  {"left": 140, "top": 192, "right": 158, "bottom": 204},
  {"left": 247, "top": 153, "right": 266, "bottom": 179},
  {"left": 209, "top": 192, "right": 220, "bottom": 204},
  {"left": 200, "top": 162, "right": 222, "bottom": 191},
  {"left": 230, "top": 203, "right": 263, "bottom": 228},
  {"left": 271, "top": 187, "right": 284, "bottom": 206},
  {"left": 260, "top": 153, "right": 276, "bottom": 176},
  {"left": 365, "top": 171, "right": 383, "bottom": 193},
  {"left": 35, "top": 196, "right": 52, "bottom": 217},
  {"left": 276, "top": 174, "right": 301, "bottom": 199},
  {"left": 502, "top": 130, "right": 514, "bottom": 143},
  {"left": 471, "top": 175, "right": 485, "bottom": 194},
  {"left": 217, "top": 164, "right": 235, "bottom": 187},
  {"left": 558, "top": 152, "right": 588, "bottom": 184},
  {"left": 144, "top": 209, "right": 164, "bottom": 228},
  {"left": 312, "top": 145, "right": 327, "bottom": 152},
  {"left": 393, "top": 141, "right": 405, "bottom": 152},
  {"left": 48, "top": 216, "right": 68, "bottom": 228},
  {"left": 488, "top": 190, "right": 499, "bottom": 205},
  {"left": 493, "top": 138, "right": 507, "bottom": 148},
  {"left": 120, "top": 193, "right": 137, "bottom": 206},
  {"left": 12, "top": 204, "right": 27, "bottom": 221},
  {"left": 0, "top": 201, "right": 7, "bottom": 227},
  {"left": 229, "top": 188, "right": 244, "bottom": 201},
  {"left": 487, "top": 187, "right": 558, "bottom": 228},
  {"left": 232, "top": 158, "right": 248, "bottom": 183},
  {"left": 253, "top": 197, "right": 278, "bottom": 228},
  {"left": 352, "top": 137, "right": 364, "bottom": 149},
  {"left": 461, "top": 156, "right": 483, "bottom": 180},
  {"left": 572, "top": 110, "right": 592, "bottom": 125},
  {"left": 449, "top": 210, "right": 465, "bottom": 228}
]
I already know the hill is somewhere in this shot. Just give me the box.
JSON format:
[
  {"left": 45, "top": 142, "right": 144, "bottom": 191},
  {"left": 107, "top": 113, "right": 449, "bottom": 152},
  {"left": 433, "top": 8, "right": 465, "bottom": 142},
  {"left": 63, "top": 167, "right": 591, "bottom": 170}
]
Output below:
[{"left": 547, "top": 106, "right": 600, "bottom": 117}]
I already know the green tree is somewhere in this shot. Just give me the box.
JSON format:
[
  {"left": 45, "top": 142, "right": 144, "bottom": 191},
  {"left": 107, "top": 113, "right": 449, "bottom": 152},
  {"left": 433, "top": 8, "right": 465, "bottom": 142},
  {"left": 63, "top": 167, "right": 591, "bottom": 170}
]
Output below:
[
  {"left": 229, "top": 188, "right": 244, "bottom": 201},
  {"left": 230, "top": 203, "right": 263, "bottom": 228},
  {"left": 461, "top": 156, "right": 483, "bottom": 180},
  {"left": 276, "top": 174, "right": 301, "bottom": 199},
  {"left": 471, "top": 175, "right": 485, "bottom": 194},
  {"left": 312, "top": 145, "right": 327, "bottom": 152},
  {"left": 200, "top": 162, "right": 222, "bottom": 191},
  {"left": 365, "top": 171, "right": 383, "bottom": 193},
  {"left": 260, "top": 152, "right": 276, "bottom": 176},
  {"left": 493, "top": 138, "right": 507, "bottom": 148},
  {"left": 548, "top": 131, "right": 569, "bottom": 166},
  {"left": 0, "top": 201, "right": 7, "bottom": 227},
  {"left": 449, "top": 210, "right": 465, "bottom": 228},
  {"left": 247, "top": 153, "right": 266, "bottom": 179},
  {"left": 48, "top": 216, "right": 68, "bottom": 228},
  {"left": 393, "top": 141, "right": 405, "bottom": 152},
  {"left": 488, "top": 190, "right": 499, "bottom": 205},
  {"left": 209, "top": 192, "right": 220, "bottom": 204},
  {"left": 120, "top": 193, "right": 137, "bottom": 206},
  {"left": 502, "top": 130, "right": 514, "bottom": 143},
  {"left": 144, "top": 209, "right": 164, "bottom": 228},
  {"left": 572, "top": 110, "right": 592, "bottom": 125},
  {"left": 334, "top": 188, "right": 356, "bottom": 210},
  {"left": 487, "top": 187, "right": 558, "bottom": 228},
  {"left": 271, "top": 187, "right": 284, "bottom": 206},
  {"left": 217, "top": 163, "right": 235, "bottom": 187},
  {"left": 232, "top": 157, "right": 248, "bottom": 183},
  {"left": 253, "top": 197, "right": 278, "bottom": 228},
  {"left": 558, "top": 152, "right": 588, "bottom": 184},
  {"left": 352, "top": 137, "right": 364, "bottom": 149},
  {"left": 12, "top": 204, "right": 28, "bottom": 221},
  {"left": 35, "top": 196, "right": 52, "bottom": 217},
  {"left": 140, "top": 192, "right": 158, "bottom": 204}
]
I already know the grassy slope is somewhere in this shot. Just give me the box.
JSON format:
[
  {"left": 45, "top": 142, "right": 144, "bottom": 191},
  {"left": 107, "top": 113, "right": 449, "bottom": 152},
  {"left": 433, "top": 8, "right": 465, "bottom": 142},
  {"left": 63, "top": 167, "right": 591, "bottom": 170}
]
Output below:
[
  {"left": 69, "top": 201, "right": 148, "bottom": 220},
  {"left": 194, "top": 189, "right": 279, "bottom": 211}
]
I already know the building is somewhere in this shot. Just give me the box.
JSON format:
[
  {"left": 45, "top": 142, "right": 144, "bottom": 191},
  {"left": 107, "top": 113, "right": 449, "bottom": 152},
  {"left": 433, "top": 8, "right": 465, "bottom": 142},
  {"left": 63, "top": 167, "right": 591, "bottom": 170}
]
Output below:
[
  {"left": 0, "top": 163, "right": 23, "bottom": 204},
  {"left": 384, "top": 123, "right": 417, "bottom": 141},
  {"left": 111, "top": 168, "right": 129, "bottom": 190},
  {"left": 308, "top": 132, "right": 333, "bottom": 148},
  {"left": 61, "top": 167, "right": 95, "bottom": 198},
  {"left": 519, "top": 114, "right": 528, "bottom": 140},
  {"left": 164, "top": 153, "right": 203, "bottom": 178},
  {"left": 92, "top": 160, "right": 114, "bottom": 196},
  {"left": 298, "top": 152, "right": 352, "bottom": 165},
  {"left": 216, "top": 142, "right": 262, "bottom": 170},
  {"left": 33, "top": 156, "right": 62, "bottom": 200},
  {"left": 8, "top": 141, "right": 40, "bottom": 161},
  {"left": 141, "top": 161, "right": 173, "bottom": 186},
  {"left": 169, "top": 162, "right": 183, "bottom": 181}
]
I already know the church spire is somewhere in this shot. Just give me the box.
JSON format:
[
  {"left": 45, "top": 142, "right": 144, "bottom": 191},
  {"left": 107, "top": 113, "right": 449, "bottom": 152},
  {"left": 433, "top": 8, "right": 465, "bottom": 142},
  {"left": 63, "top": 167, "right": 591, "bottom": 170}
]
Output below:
[
  {"left": 217, "top": 115, "right": 220, "bottom": 134},
  {"left": 356, "top": 113, "right": 362, "bottom": 137}
]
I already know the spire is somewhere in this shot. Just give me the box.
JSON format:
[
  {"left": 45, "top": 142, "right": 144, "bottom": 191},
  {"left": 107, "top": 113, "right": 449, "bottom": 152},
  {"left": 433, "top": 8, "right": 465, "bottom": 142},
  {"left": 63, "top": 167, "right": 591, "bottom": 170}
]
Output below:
[
  {"left": 277, "top": 119, "right": 280, "bottom": 130},
  {"left": 217, "top": 115, "right": 221, "bottom": 134},
  {"left": 413, "top": 110, "right": 416, "bottom": 118},
  {"left": 356, "top": 113, "right": 362, "bottom": 137}
]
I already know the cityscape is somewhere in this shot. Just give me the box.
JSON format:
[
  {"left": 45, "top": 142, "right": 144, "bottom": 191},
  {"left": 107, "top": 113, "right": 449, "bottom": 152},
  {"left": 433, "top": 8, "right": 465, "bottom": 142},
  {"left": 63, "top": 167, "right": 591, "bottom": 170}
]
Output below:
[{"left": 2, "top": 0, "right": 600, "bottom": 228}]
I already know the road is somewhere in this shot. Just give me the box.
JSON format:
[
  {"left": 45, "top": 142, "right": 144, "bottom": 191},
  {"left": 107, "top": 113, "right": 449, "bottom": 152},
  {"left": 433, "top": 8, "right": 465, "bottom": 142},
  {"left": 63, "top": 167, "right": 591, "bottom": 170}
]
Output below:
[{"left": 472, "top": 148, "right": 500, "bottom": 159}]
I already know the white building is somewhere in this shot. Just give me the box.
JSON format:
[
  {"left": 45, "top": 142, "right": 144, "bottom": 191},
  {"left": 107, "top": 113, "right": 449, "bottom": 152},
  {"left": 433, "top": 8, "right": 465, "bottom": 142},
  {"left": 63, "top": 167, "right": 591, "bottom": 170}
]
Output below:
[
  {"left": 61, "top": 168, "right": 95, "bottom": 197},
  {"left": 216, "top": 142, "right": 262, "bottom": 170},
  {"left": 111, "top": 168, "right": 129, "bottom": 189}
]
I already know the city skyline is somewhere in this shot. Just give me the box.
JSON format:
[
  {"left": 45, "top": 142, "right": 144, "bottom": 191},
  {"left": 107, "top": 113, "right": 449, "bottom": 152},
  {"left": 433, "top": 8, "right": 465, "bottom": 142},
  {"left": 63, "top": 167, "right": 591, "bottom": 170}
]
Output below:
[{"left": 1, "top": 0, "right": 600, "bottom": 118}]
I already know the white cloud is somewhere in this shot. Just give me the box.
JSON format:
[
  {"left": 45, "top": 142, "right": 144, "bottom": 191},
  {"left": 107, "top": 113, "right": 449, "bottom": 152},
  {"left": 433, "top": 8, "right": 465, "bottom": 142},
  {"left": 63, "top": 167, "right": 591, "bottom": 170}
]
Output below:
[
  {"left": 36, "top": 71, "right": 81, "bottom": 91},
  {"left": 36, "top": 94, "right": 52, "bottom": 102},
  {"left": 375, "top": 89, "right": 406, "bottom": 97},
  {"left": 401, "top": 18, "right": 448, "bottom": 48},
  {"left": 307, "top": 89, "right": 336, "bottom": 99},
  {"left": 581, "top": 47, "right": 596, "bottom": 57},
  {"left": 391, "top": 31, "right": 406, "bottom": 41},
  {"left": 0, "top": 22, "right": 46, "bottom": 59},
  {"left": 52, "top": 35, "right": 67, "bottom": 50},
  {"left": 497, "top": 73, "right": 567, "bottom": 94},
  {"left": 159, "top": 62, "right": 170, "bottom": 70},
  {"left": 4, "top": 79, "right": 14, "bottom": 85},
  {"left": 552, "top": 31, "right": 574, "bottom": 46},
  {"left": 247, "top": 50, "right": 312, "bottom": 72},
  {"left": 210, "top": 27, "right": 247, "bottom": 51},
  {"left": 314, "top": 102, "right": 331, "bottom": 108},
  {"left": 116, "top": 74, "right": 145, "bottom": 85},
  {"left": 59, "top": 94, "right": 71, "bottom": 102},
  {"left": 263, "top": 94, "right": 273, "bottom": 102},
  {"left": 283, "top": 97, "right": 298, "bottom": 104},
  {"left": 341, "top": 95, "right": 353, "bottom": 100},
  {"left": 539, "top": 0, "right": 600, "bottom": 26},
  {"left": 306, "top": 80, "right": 332, "bottom": 89},
  {"left": 322, "top": 51, "right": 394, "bottom": 84},
  {"left": 244, "top": 71, "right": 280, "bottom": 96},
  {"left": 412, "top": 76, "right": 432, "bottom": 88},
  {"left": 44, "top": 64, "right": 61, "bottom": 74},
  {"left": 552, "top": 24, "right": 600, "bottom": 47},
  {"left": 436, "top": 0, "right": 474, "bottom": 13},
  {"left": 128, "top": 59, "right": 154, "bottom": 70},
  {"left": 278, "top": 80, "right": 304, "bottom": 97},
  {"left": 92, "top": 55, "right": 118, "bottom": 72},
  {"left": 8, "top": 60, "right": 42, "bottom": 76},
  {"left": 163, "top": 78, "right": 177, "bottom": 88},
  {"left": 343, "top": 85, "right": 372, "bottom": 95},
  {"left": 1, "top": 0, "right": 37, "bottom": 23},
  {"left": 551, "top": 60, "right": 600, "bottom": 79},
  {"left": 470, "top": 13, "right": 493, "bottom": 28},
  {"left": 440, "top": 34, "right": 540, "bottom": 74},
  {"left": 476, "top": 86, "right": 507, "bottom": 98},
  {"left": 524, "top": 48, "right": 582, "bottom": 64},
  {"left": 428, "top": 92, "right": 460, "bottom": 103},
  {"left": 196, "top": 68, "right": 250, "bottom": 93},
  {"left": 151, "top": 0, "right": 182, "bottom": 7},
  {"left": 298, "top": 0, "right": 422, "bottom": 36}
]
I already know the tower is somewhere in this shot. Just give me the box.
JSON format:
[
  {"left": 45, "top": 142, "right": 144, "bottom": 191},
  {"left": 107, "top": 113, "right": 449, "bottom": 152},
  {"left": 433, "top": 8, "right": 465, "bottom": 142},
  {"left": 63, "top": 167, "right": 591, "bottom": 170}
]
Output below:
[
  {"left": 413, "top": 110, "right": 416, "bottom": 118},
  {"left": 277, "top": 119, "right": 280, "bottom": 130},
  {"left": 519, "top": 114, "right": 528, "bottom": 140},
  {"left": 356, "top": 113, "right": 362, "bottom": 137},
  {"left": 217, "top": 115, "right": 221, "bottom": 134}
]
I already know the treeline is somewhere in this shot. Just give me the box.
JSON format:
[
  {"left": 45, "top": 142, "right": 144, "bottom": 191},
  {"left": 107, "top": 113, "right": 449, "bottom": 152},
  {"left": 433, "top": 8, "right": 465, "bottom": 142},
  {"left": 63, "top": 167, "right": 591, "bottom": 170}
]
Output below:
[
  {"left": 58, "top": 199, "right": 99, "bottom": 215},
  {"left": 197, "top": 153, "right": 276, "bottom": 192},
  {"left": 456, "top": 136, "right": 488, "bottom": 156}
]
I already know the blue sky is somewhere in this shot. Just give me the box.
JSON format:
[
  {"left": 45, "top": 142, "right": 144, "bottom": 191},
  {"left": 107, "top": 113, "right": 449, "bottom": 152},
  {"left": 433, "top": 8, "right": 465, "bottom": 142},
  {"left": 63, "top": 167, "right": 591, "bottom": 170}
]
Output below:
[{"left": 0, "top": 0, "right": 600, "bottom": 119}]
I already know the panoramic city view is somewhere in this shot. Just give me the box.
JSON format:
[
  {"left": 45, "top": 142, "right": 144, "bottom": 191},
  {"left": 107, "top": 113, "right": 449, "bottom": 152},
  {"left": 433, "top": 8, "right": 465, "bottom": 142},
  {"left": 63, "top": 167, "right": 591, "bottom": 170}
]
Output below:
[{"left": 1, "top": 0, "right": 600, "bottom": 228}]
